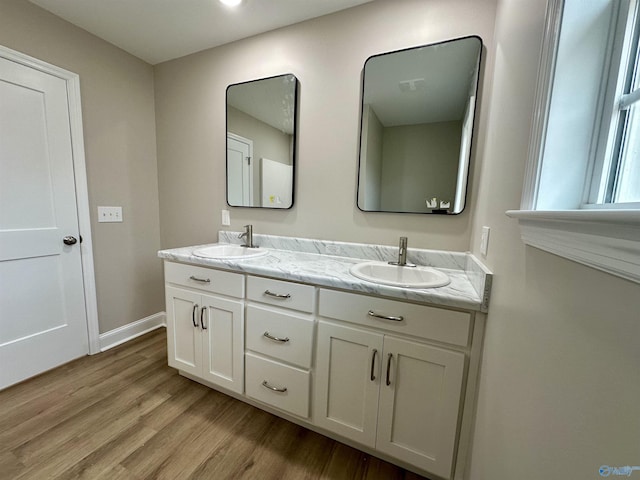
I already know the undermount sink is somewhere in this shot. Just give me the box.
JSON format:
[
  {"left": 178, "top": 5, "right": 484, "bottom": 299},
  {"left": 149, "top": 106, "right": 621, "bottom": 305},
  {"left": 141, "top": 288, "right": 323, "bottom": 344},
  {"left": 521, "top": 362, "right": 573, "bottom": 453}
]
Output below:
[
  {"left": 192, "top": 244, "right": 268, "bottom": 260},
  {"left": 349, "top": 261, "right": 450, "bottom": 288}
]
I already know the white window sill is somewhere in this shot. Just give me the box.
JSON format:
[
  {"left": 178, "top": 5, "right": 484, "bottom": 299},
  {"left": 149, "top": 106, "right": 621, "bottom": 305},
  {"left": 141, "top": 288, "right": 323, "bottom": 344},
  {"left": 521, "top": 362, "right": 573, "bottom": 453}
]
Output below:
[{"left": 506, "top": 209, "right": 640, "bottom": 284}]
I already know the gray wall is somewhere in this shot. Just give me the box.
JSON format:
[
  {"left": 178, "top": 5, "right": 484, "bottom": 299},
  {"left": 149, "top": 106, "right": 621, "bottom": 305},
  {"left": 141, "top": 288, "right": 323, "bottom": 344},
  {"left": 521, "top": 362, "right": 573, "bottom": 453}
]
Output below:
[
  {"left": 380, "top": 120, "right": 461, "bottom": 212},
  {"left": 154, "top": 0, "right": 497, "bottom": 250},
  {"left": 0, "top": 0, "right": 164, "bottom": 334},
  {"left": 468, "top": 0, "right": 640, "bottom": 478}
]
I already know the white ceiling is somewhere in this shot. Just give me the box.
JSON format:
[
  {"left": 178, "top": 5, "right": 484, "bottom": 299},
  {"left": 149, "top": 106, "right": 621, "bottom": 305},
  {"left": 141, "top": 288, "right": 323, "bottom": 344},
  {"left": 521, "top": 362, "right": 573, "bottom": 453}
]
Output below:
[
  {"left": 29, "top": 0, "right": 375, "bottom": 65},
  {"left": 364, "top": 37, "right": 482, "bottom": 126}
]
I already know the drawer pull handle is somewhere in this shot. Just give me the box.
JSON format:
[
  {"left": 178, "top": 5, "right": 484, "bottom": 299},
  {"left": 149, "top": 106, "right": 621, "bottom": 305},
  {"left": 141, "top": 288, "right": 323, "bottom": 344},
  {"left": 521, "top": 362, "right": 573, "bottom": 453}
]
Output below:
[
  {"left": 192, "top": 304, "right": 199, "bottom": 328},
  {"left": 263, "top": 331, "right": 290, "bottom": 343},
  {"left": 264, "top": 290, "right": 291, "bottom": 299},
  {"left": 370, "top": 349, "right": 378, "bottom": 381},
  {"left": 190, "top": 275, "right": 211, "bottom": 283},
  {"left": 261, "top": 380, "right": 287, "bottom": 393},
  {"left": 368, "top": 310, "right": 404, "bottom": 322},
  {"left": 200, "top": 306, "right": 207, "bottom": 330},
  {"left": 386, "top": 353, "right": 393, "bottom": 386}
]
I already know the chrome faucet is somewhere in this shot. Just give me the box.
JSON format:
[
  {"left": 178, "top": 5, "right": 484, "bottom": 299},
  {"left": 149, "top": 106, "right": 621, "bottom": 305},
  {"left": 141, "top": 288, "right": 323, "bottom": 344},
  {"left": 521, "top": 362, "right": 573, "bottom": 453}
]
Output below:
[
  {"left": 389, "top": 236, "right": 415, "bottom": 267},
  {"left": 238, "top": 224, "right": 256, "bottom": 248}
]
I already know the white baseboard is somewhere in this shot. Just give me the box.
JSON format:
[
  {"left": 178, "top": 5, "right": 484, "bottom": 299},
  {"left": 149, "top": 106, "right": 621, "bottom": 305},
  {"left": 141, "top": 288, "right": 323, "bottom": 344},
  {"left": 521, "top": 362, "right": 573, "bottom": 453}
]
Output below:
[{"left": 98, "top": 312, "right": 166, "bottom": 352}]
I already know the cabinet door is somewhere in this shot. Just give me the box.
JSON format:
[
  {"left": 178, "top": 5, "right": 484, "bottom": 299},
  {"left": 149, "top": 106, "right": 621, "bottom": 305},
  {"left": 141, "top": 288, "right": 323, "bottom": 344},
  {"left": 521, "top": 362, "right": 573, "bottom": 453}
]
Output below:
[
  {"left": 314, "top": 321, "right": 383, "bottom": 447},
  {"left": 200, "top": 294, "right": 244, "bottom": 394},
  {"left": 165, "top": 286, "right": 202, "bottom": 377},
  {"left": 377, "top": 336, "right": 465, "bottom": 479}
]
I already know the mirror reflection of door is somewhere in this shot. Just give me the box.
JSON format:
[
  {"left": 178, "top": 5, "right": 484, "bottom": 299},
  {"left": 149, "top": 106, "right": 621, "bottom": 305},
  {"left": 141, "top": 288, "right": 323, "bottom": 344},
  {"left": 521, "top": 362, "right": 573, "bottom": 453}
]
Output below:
[
  {"left": 227, "top": 132, "right": 253, "bottom": 206},
  {"left": 226, "top": 74, "right": 298, "bottom": 209}
]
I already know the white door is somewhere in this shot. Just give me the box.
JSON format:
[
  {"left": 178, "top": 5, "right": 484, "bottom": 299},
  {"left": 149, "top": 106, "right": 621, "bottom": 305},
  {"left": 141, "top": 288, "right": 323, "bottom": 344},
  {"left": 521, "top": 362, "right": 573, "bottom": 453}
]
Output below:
[
  {"left": 0, "top": 56, "right": 89, "bottom": 389},
  {"left": 376, "top": 336, "right": 465, "bottom": 479},
  {"left": 226, "top": 133, "right": 253, "bottom": 206},
  {"left": 314, "top": 321, "right": 383, "bottom": 447}
]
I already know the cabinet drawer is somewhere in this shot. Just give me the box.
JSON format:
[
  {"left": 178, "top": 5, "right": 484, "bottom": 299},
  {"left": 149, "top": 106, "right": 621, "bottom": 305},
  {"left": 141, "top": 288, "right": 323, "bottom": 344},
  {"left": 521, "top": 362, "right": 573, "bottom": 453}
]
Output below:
[
  {"left": 319, "top": 289, "right": 471, "bottom": 347},
  {"left": 164, "top": 261, "right": 244, "bottom": 298},
  {"left": 247, "top": 276, "right": 315, "bottom": 313},
  {"left": 245, "top": 353, "right": 310, "bottom": 418},
  {"left": 246, "top": 305, "right": 314, "bottom": 369}
]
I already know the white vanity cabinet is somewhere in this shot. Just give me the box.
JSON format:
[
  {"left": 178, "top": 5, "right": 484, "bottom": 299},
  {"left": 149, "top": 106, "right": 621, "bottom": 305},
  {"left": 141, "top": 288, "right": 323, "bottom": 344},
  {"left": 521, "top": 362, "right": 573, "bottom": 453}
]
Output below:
[
  {"left": 244, "top": 276, "right": 315, "bottom": 418},
  {"left": 315, "top": 289, "right": 470, "bottom": 480},
  {"left": 161, "top": 255, "right": 486, "bottom": 480},
  {"left": 164, "top": 261, "right": 245, "bottom": 394}
]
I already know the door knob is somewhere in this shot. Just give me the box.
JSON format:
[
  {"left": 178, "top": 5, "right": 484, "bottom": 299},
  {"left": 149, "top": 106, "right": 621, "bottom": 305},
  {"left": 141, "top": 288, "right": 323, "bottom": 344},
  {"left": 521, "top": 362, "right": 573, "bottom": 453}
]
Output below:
[{"left": 63, "top": 236, "right": 78, "bottom": 245}]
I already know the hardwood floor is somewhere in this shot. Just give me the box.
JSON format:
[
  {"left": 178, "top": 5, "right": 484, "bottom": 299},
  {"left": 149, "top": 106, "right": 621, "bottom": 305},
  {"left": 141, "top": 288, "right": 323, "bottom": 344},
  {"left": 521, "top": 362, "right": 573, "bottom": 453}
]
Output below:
[{"left": 0, "top": 329, "right": 427, "bottom": 480}]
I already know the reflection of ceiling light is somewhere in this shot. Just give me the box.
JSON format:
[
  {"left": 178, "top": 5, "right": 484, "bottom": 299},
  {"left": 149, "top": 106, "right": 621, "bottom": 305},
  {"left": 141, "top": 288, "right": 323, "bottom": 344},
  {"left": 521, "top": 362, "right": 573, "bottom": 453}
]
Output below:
[
  {"left": 399, "top": 78, "right": 426, "bottom": 92},
  {"left": 220, "top": 0, "right": 242, "bottom": 6}
]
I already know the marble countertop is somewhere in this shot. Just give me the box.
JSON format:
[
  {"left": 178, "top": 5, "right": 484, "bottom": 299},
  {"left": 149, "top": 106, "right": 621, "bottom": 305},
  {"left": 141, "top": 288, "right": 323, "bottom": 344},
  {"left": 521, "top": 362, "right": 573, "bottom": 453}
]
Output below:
[{"left": 158, "top": 235, "right": 491, "bottom": 312}]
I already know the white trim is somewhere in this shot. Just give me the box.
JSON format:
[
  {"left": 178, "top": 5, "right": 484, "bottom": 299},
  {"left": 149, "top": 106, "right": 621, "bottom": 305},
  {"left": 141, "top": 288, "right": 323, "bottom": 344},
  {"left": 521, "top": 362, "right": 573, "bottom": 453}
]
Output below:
[
  {"left": 99, "top": 312, "right": 167, "bottom": 352},
  {"left": 67, "top": 68, "right": 101, "bottom": 354},
  {"left": 588, "top": 0, "right": 636, "bottom": 205},
  {"left": 522, "top": 0, "right": 565, "bottom": 210},
  {"left": 506, "top": 210, "right": 640, "bottom": 284},
  {"left": 0, "top": 45, "right": 101, "bottom": 354},
  {"left": 620, "top": 87, "right": 640, "bottom": 110}
]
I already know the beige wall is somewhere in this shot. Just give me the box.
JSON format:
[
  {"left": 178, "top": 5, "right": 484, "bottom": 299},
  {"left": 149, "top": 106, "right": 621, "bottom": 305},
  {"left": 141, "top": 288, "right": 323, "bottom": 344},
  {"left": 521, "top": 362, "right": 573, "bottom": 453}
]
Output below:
[
  {"left": 468, "top": 0, "right": 640, "bottom": 478},
  {"left": 0, "top": 0, "right": 164, "bottom": 333},
  {"left": 155, "top": 0, "right": 497, "bottom": 250}
]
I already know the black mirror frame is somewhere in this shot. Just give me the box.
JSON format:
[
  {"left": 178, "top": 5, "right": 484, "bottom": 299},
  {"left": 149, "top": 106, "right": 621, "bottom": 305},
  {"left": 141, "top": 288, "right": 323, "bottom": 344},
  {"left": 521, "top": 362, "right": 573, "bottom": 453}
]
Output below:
[
  {"left": 225, "top": 73, "right": 299, "bottom": 210},
  {"left": 355, "top": 35, "right": 483, "bottom": 215}
]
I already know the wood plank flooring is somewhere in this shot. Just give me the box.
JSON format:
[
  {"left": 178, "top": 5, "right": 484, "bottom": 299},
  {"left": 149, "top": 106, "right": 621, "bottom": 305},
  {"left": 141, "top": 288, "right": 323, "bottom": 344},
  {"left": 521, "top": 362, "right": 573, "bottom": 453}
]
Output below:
[{"left": 0, "top": 329, "right": 427, "bottom": 480}]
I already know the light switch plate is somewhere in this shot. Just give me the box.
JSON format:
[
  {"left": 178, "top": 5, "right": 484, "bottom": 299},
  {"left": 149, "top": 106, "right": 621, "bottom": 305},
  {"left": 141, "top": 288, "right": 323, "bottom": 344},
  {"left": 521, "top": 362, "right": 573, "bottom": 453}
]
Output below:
[{"left": 98, "top": 206, "right": 123, "bottom": 223}]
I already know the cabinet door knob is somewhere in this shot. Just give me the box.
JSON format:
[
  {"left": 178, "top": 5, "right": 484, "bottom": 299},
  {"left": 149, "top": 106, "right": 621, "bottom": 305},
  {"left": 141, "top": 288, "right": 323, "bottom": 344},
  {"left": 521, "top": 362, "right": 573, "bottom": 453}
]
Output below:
[
  {"left": 370, "top": 349, "right": 378, "bottom": 381},
  {"left": 192, "top": 304, "right": 199, "bottom": 328},
  {"left": 386, "top": 353, "right": 393, "bottom": 386},
  {"left": 200, "top": 306, "right": 207, "bottom": 330},
  {"left": 261, "top": 380, "right": 287, "bottom": 393}
]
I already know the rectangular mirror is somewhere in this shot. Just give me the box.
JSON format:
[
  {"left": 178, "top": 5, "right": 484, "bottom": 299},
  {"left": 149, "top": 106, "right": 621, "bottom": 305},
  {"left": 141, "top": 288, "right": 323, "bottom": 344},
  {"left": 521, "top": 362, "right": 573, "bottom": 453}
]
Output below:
[
  {"left": 226, "top": 73, "right": 298, "bottom": 209},
  {"left": 357, "top": 36, "right": 482, "bottom": 214}
]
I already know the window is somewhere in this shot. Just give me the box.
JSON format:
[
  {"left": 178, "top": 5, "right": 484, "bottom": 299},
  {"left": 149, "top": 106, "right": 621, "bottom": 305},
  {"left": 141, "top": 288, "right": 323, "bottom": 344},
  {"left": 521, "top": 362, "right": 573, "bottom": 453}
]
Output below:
[
  {"left": 508, "top": 0, "right": 640, "bottom": 284},
  {"left": 590, "top": 0, "right": 640, "bottom": 207}
]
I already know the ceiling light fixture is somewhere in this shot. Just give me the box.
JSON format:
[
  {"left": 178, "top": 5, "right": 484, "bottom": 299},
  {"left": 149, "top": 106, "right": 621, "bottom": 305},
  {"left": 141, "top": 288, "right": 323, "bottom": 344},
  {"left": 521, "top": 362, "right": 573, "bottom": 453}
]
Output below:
[{"left": 219, "top": 0, "right": 242, "bottom": 6}]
